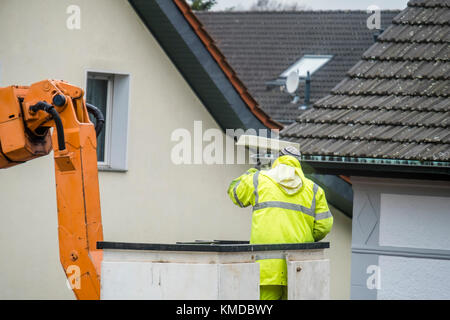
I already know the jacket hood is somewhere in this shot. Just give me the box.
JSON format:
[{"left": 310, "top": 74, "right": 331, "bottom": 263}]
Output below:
[{"left": 261, "top": 155, "right": 305, "bottom": 195}]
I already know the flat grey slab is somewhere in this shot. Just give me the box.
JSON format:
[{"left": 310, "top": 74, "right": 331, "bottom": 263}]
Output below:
[{"left": 97, "top": 241, "right": 330, "bottom": 252}]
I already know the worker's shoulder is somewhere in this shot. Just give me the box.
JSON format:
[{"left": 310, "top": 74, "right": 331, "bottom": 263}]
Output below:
[
  {"left": 239, "top": 169, "right": 259, "bottom": 184},
  {"left": 303, "top": 177, "right": 324, "bottom": 193}
]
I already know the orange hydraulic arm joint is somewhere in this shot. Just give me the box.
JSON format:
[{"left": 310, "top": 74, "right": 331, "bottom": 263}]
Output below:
[{"left": 0, "top": 80, "right": 104, "bottom": 300}]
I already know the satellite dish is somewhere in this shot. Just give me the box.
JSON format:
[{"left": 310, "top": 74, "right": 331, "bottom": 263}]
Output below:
[{"left": 285, "top": 71, "right": 300, "bottom": 94}]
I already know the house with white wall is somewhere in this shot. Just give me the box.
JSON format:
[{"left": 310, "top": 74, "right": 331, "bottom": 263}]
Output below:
[{"left": 0, "top": 0, "right": 351, "bottom": 299}]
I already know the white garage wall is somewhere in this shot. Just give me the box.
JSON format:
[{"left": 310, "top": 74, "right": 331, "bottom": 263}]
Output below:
[
  {"left": 351, "top": 177, "right": 450, "bottom": 300},
  {"left": 380, "top": 194, "right": 450, "bottom": 250},
  {"left": 378, "top": 255, "right": 450, "bottom": 300}
]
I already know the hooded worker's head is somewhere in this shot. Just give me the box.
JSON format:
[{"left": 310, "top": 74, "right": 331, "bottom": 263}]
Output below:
[
  {"left": 272, "top": 155, "right": 302, "bottom": 170},
  {"left": 263, "top": 147, "right": 304, "bottom": 195},
  {"left": 272, "top": 146, "right": 302, "bottom": 169}
]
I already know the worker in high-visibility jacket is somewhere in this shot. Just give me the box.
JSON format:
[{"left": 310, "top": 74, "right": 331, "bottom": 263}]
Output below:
[{"left": 227, "top": 147, "right": 333, "bottom": 300}]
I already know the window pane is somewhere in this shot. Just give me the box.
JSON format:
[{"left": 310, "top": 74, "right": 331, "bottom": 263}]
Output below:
[
  {"left": 281, "top": 55, "right": 332, "bottom": 78},
  {"left": 86, "top": 78, "right": 108, "bottom": 162}
]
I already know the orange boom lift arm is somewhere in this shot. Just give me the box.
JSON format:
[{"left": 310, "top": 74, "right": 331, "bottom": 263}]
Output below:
[{"left": 0, "top": 80, "right": 104, "bottom": 300}]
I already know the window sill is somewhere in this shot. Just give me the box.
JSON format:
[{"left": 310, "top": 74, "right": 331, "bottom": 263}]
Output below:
[{"left": 98, "top": 164, "right": 128, "bottom": 173}]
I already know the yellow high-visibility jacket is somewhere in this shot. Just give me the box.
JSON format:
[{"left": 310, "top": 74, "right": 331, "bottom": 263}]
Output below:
[{"left": 227, "top": 155, "right": 333, "bottom": 285}]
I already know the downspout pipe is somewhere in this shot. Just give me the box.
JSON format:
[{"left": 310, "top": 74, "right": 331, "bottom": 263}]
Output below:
[{"left": 304, "top": 71, "right": 311, "bottom": 107}]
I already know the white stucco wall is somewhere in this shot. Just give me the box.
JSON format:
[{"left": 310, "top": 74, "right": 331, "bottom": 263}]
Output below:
[
  {"left": 0, "top": 0, "right": 351, "bottom": 299},
  {"left": 380, "top": 193, "right": 450, "bottom": 250},
  {"left": 324, "top": 207, "right": 352, "bottom": 300},
  {"left": 350, "top": 177, "right": 450, "bottom": 300},
  {"left": 378, "top": 255, "right": 450, "bottom": 300}
]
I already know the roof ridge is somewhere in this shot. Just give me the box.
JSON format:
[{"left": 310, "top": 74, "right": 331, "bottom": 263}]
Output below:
[
  {"left": 393, "top": 21, "right": 450, "bottom": 26},
  {"left": 312, "top": 104, "right": 450, "bottom": 112},
  {"left": 348, "top": 75, "right": 450, "bottom": 81},
  {"left": 296, "top": 118, "right": 449, "bottom": 129},
  {"left": 284, "top": 131, "right": 449, "bottom": 145},
  {"left": 408, "top": 0, "right": 450, "bottom": 9},
  {"left": 198, "top": 9, "right": 402, "bottom": 14}
]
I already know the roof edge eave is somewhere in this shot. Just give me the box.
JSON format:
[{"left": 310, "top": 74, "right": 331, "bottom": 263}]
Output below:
[{"left": 301, "top": 155, "right": 450, "bottom": 180}]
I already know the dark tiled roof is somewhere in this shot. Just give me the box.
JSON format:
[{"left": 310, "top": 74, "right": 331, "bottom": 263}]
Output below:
[
  {"left": 173, "top": 0, "right": 283, "bottom": 130},
  {"left": 196, "top": 10, "right": 400, "bottom": 123},
  {"left": 281, "top": 0, "right": 450, "bottom": 164}
]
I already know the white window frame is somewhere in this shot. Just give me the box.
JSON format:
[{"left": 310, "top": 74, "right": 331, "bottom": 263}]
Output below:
[
  {"left": 87, "top": 73, "right": 114, "bottom": 167},
  {"left": 280, "top": 55, "right": 333, "bottom": 78},
  {"left": 85, "top": 69, "right": 131, "bottom": 172}
]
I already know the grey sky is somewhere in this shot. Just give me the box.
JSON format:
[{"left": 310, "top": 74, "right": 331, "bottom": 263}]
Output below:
[{"left": 212, "top": 0, "right": 409, "bottom": 11}]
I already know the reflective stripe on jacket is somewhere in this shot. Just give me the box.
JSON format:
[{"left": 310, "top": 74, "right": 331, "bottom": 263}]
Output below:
[{"left": 227, "top": 155, "right": 333, "bottom": 285}]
